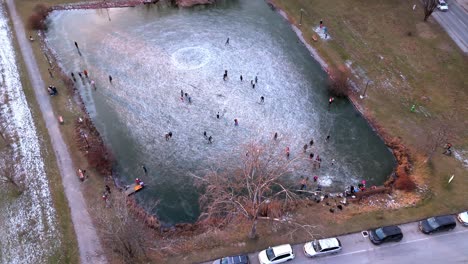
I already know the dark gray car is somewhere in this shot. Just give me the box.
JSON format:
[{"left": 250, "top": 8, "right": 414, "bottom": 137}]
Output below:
[
  {"left": 419, "top": 215, "right": 456, "bottom": 234},
  {"left": 368, "top": 225, "right": 403, "bottom": 245},
  {"left": 213, "top": 255, "right": 249, "bottom": 264}
]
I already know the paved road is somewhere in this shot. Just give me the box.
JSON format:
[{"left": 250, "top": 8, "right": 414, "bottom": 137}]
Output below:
[
  {"left": 433, "top": 0, "right": 468, "bottom": 53},
  {"left": 205, "top": 221, "right": 468, "bottom": 264},
  {"left": 5, "top": 0, "right": 106, "bottom": 263}
]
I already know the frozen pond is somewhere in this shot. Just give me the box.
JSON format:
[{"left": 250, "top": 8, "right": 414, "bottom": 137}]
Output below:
[{"left": 45, "top": 0, "right": 395, "bottom": 224}]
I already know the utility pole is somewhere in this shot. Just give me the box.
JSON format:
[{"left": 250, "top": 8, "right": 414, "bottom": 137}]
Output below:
[
  {"left": 361, "top": 80, "right": 370, "bottom": 99},
  {"left": 299, "top": 9, "right": 305, "bottom": 26}
]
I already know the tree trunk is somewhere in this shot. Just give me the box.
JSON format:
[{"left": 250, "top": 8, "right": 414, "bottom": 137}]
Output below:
[
  {"left": 249, "top": 218, "right": 258, "bottom": 239},
  {"left": 424, "top": 13, "right": 431, "bottom": 22}
]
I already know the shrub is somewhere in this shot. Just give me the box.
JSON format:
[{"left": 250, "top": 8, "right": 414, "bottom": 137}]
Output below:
[
  {"left": 27, "top": 4, "right": 50, "bottom": 30},
  {"left": 395, "top": 175, "right": 416, "bottom": 191},
  {"left": 394, "top": 163, "right": 416, "bottom": 191},
  {"left": 327, "top": 66, "right": 351, "bottom": 97},
  {"left": 28, "top": 13, "right": 47, "bottom": 30}
]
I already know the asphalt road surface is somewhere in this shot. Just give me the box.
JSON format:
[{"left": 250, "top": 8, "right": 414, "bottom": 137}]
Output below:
[
  {"left": 204, "top": 221, "right": 468, "bottom": 264},
  {"left": 433, "top": 0, "right": 468, "bottom": 53}
]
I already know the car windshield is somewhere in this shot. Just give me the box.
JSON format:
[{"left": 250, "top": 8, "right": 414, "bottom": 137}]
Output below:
[
  {"left": 427, "top": 217, "right": 440, "bottom": 229},
  {"left": 266, "top": 248, "right": 276, "bottom": 261},
  {"left": 375, "top": 228, "right": 386, "bottom": 239},
  {"left": 440, "top": 3, "right": 447, "bottom": 6},
  {"left": 313, "top": 240, "right": 322, "bottom": 251}
]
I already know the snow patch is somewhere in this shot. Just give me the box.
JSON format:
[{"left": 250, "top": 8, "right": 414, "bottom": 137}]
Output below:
[{"left": 453, "top": 149, "right": 468, "bottom": 169}]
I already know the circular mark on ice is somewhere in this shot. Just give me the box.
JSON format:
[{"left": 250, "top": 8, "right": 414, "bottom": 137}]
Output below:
[{"left": 171, "top": 47, "right": 211, "bottom": 70}]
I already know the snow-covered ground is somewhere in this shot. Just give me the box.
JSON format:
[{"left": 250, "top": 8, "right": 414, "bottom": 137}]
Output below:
[{"left": 0, "top": 4, "right": 60, "bottom": 263}]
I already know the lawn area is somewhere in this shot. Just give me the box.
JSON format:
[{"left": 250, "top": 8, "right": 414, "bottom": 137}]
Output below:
[{"left": 9, "top": 0, "right": 468, "bottom": 263}]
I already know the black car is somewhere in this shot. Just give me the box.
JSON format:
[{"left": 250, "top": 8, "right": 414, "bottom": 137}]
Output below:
[
  {"left": 213, "top": 255, "right": 249, "bottom": 264},
  {"left": 368, "top": 225, "right": 403, "bottom": 245},
  {"left": 419, "top": 215, "right": 456, "bottom": 234}
]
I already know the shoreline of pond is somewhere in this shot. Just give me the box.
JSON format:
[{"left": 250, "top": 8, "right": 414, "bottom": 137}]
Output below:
[
  {"left": 41, "top": 0, "right": 410, "bottom": 233},
  {"left": 267, "top": 0, "right": 413, "bottom": 192}
]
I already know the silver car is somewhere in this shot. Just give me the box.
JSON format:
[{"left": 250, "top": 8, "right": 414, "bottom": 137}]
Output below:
[{"left": 303, "top": 238, "right": 342, "bottom": 257}]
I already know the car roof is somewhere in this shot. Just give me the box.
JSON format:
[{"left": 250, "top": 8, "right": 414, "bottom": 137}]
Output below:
[
  {"left": 318, "top": 238, "right": 341, "bottom": 248},
  {"left": 225, "top": 255, "right": 249, "bottom": 264},
  {"left": 381, "top": 225, "right": 402, "bottom": 235},
  {"left": 434, "top": 215, "right": 456, "bottom": 224},
  {"left": 272, "top": 244, "right": 293, "bottom": 255}
]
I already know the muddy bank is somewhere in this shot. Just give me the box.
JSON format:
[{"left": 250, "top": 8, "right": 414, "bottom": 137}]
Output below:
[
  {"left": 52, "top": 0, "right": 150, "bottom": 11},
  {"left": 50, "top": 0, "right": 215, "bottom": 11},
  {"left": 267, "top": 0, "right": 414, "bottom": 190},
  {"left": 176, "top": 0, "right": 214, "bottom": 7}
]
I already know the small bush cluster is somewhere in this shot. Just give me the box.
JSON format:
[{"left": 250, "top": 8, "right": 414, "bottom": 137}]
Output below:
[
  {"left": 387, "top": 137, "right": 417, "bottom": 192},
  {"left": 327, "top": 66, "right": 351, "bottom": 97},
  {"left": 27, "top": 4, "right": 50, "bottom": 30},
  {"left": 394, "top": 166, "right": 416, "bottom": 191}
]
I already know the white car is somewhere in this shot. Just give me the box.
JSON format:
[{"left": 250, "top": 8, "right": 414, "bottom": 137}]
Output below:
[
  {"left": 457, "top": 212, "right": 468, "bottom": 226},
  {"left": 258, "top": 244, "right": 295, "bottom": 264},
  {"left": 437, "top": 0, "right": 448, "bottom": 11},
  {"left": 303, "top": 237, "right": 342, "bottom": 257}
]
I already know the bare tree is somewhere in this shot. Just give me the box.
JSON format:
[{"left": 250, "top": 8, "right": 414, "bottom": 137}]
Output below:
[
  {"left": 0, "top": 148, "right": 25, "bottom": 194},
  {"left": 423, "top": 0, "right": 438, "bottom": 22},
  {"left": 327, "top": 65, "right": 351, "bottom": 97},
  {"left": 193, "top": 142, "right": 316, "bottom": 239},
  {"left": 91, "top": 194, "right": 154, "bottom": 264}
]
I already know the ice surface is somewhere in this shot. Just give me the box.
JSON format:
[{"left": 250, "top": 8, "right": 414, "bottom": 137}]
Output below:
[{"left": 45, "top": 1, "right": 394, "bottom": 223}]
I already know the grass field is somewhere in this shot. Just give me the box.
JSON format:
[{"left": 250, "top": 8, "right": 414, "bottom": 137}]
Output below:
[{"left": 8, "top": 0, "right": 468, "bottom": 263}]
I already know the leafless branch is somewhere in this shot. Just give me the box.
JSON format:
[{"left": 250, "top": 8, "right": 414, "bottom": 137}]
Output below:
[{"left": 192, "top": 141, "right": 316, "bottom": 239}]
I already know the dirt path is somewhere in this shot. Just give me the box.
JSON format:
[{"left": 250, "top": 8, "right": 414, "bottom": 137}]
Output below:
[{"left": 5, "top": 0, "right": 107, "bottom": 263}]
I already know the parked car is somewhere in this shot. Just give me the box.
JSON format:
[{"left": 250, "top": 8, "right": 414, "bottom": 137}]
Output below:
[
  {"left": 368, "top": 225, "right": 403, "bottom": 245},
  {"left": 456, "top": 212, "right": 468, "bottom": 226},
  {"left": 303, "top": 237, "right": 342, "bottom": 257},
  {"left": 419, "top": 215, "right": 456, "bottom": 234},
  {"left": 437, "top": 0, "right": 449, "bottom": 11},
  {"left": 213, "top": 255, "right": 249, "bottom": 264},
  {"left": 258, "top": 244, "right": 294, "bottom": 264}
]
